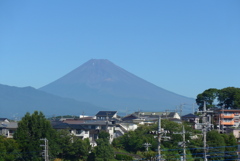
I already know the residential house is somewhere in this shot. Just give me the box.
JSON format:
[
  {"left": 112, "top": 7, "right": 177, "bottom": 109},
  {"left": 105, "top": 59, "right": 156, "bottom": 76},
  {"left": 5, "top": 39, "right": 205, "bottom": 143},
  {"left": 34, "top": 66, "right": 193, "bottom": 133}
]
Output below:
[
  {"left": 0, "top": 119, "right": 18, "bottom": 138},
  {"left": 122, "top": 111, "right": 181, "bottom": 125},
  {"left": 95, "top": 111, "right": 118, "bottom": 120},
  {"left": 182, "top": 113, "right": 200, "bottom": 129},
  {"left": 133, "top": 111, "right": 181, "bottom": 119},
  {"left": 51, "top": 121, "right": 89, "bottom": 140},
  {"left": 51, "top": 118, "right": 116, "bottom": 147}
]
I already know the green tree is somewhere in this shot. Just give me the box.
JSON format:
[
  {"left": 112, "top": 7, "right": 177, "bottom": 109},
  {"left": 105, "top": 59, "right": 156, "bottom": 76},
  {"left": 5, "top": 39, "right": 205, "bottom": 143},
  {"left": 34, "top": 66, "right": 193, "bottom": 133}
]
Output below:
[
  {"left": 112, "top": 124, "right": 155, "bottom": 153},
  {"left": 188, "top": 136, "right": 204, "bottom": 161},
  {"left": 222, "top": 133, "right": 238, "bottom": 160},
  {"left": 207, "top": 130, "right": 225, "bottom": 160},
  {"left": 14, "top": 111, "right": 58, "bottom": 161},
  {"left": 72, "top": 138, "right": 91, "bottom": 160},
  {"left": 218, "top": 87, "right": 240, "bottom": 109},
  {"left": 196, "top": 88, "right": 219, "bottom": 110},
  {"left": 60, "top": 137, "right": 91, "bottom": 161},
  {"left": 0, "top": 136, "right": 20, "bottom": 161},
  {"left": 89, "top": 131, "right": 115, "bottom": 161},
  {"left": 55, "top": 129, "right": 74, "bottom": 160}
]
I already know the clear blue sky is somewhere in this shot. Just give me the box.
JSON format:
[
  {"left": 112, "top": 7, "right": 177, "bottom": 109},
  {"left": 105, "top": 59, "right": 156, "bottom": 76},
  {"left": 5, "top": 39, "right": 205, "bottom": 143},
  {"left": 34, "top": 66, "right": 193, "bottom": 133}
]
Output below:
[{"left": 0, "top": 0, "right": 239, "bottom": 98}]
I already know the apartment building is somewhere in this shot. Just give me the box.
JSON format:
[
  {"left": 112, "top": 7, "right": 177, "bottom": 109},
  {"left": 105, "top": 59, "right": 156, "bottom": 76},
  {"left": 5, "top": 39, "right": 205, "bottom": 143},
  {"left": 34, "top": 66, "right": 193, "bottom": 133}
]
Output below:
[{"left": 216, "top": 109, "right": 240, "bottom": 128}]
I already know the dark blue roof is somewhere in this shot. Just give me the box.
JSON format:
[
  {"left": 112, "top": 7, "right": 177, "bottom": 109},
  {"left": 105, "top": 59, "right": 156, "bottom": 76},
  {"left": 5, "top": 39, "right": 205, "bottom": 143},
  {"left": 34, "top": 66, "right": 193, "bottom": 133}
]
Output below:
[
  {"left": 96, "top": 111, "right": 117, "bottom": 117},
  {"left": 122, "top": 114, "right": 138, "bottom": 121},
  {"left": 182, "top": 113, "right": 199, "bottom": 118},
  {"left": 0, "top": 118, "right": 8, "bottom": 121},
  {"left": 51, "top": 121, "right": 85, "bottom": 130}
]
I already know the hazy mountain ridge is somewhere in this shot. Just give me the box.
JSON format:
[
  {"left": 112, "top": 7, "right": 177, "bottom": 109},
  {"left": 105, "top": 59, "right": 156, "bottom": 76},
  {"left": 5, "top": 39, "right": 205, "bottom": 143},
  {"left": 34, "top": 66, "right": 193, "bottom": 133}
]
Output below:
[
  {"left": 0, "top": 84, "right": 105, "bottom": 118},
  {"left": 40, "top": 59, "right": 195, "bottom": 112},
  {"left": 1, "top": 59, "right": 195, "bottom": 118}
]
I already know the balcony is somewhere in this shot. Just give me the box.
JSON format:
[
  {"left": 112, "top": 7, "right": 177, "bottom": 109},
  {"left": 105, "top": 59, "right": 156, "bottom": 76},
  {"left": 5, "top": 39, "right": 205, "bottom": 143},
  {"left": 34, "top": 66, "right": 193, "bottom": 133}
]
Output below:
[
  {"left": 220, "top": 120, "right": 234, "bottom": 125},
  {"left": 221, "top": 114, "right": 235, "bottom": 119}
]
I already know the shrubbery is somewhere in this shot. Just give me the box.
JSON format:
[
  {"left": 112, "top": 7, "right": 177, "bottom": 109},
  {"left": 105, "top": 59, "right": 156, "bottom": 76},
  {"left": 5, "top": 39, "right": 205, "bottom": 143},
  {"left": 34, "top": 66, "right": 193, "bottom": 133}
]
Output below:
[{"left": 115, "top": 154, "right": 133, "bottom": 160}]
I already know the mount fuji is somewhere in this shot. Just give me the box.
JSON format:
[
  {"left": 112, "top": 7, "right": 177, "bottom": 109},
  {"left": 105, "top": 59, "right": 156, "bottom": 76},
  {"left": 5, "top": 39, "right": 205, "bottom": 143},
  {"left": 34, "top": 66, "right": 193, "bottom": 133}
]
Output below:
[{"left": 40, "top": 59, "right": 195, "bottom": 113}]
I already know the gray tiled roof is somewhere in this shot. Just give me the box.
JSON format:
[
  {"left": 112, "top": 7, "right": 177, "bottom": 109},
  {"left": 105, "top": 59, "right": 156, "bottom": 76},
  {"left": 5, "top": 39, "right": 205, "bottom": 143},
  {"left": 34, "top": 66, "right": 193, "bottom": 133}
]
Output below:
[
  {"left": 182, "top": 113, "right": 199, "bottom": 118},
  {"left": 0, "top": 122, "right": 18, "bottom": 129}
]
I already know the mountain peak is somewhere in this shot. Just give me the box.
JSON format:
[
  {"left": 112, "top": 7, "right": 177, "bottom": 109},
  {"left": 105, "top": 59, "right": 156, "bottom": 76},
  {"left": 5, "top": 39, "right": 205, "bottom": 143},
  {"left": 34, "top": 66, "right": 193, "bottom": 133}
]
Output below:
[
  {"left": 81, "top": 59, "right": 116, "bottom": 70},
  {"left": 52, "top": 59, "right": 124, "bottom": 84},
  {"left": 87, "top": 59, "right": 110, "bottom": 63}
]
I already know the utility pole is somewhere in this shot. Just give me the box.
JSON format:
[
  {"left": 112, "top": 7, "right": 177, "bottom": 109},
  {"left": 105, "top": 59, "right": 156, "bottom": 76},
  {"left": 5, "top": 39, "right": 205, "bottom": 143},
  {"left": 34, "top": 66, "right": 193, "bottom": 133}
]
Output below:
[
  {"left": 148, "top": 116, "right": 170, "bottom": 160},
  {"left": 192, "top": 103, "right": 196, "bottom": 114},
  {"left": 200, "top": 101, "right": 212, "bottom": 161},
  {"left": 173, "top": 125, "right": 186, "bottom": 161},
  {"left": 203, "top": 126, "right": 207, "bottom": 161},
  {"left": 106, "top": 112, "right": 110, "bottom": 132},
  {"left": 183, "top": 126, "right": 186, "bottom": 161},
  {"left": 40, "top": 138, "right": 49, "bottom": 161},
  {"left": 157, "top": 115, "right": 161, "bottom": 161},
  {"left": 221, "top": 105, "right": 225, "bottom": 133},
  {"left": 179, "top": 104, "right": 184, "bottom": 118},
  {"left": 82, "top": 111, "right": 85, "bottom": 122}
]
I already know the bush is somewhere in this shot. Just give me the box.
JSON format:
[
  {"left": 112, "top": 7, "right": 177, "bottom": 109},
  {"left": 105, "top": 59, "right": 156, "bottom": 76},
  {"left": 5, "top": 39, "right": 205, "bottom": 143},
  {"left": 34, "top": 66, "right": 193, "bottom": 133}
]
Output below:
[{"left": 115, "top": 154, "right": 133, "bottom": 160}]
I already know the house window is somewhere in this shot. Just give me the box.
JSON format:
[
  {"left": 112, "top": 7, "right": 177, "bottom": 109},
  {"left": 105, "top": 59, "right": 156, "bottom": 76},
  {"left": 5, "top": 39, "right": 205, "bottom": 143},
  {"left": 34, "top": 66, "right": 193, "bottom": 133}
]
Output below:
[{"left": 76, "top": 130, "right": 81, "bottom": 134}]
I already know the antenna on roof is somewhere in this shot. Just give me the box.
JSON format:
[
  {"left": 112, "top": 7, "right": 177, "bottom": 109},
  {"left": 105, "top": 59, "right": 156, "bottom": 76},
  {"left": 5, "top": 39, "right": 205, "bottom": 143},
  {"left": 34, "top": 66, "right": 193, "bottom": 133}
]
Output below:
[
  {"left": 192, "top": 103, "right": 195, "bottom": 114},
  {"left": 138, "top": 109, "right": 140, "bottom": 118},
  {"left": 52, "top": 114, "right": 56, "bottom": 121},
  {"left": 82, "top": 111, "right": 85, "bottom": 122}
]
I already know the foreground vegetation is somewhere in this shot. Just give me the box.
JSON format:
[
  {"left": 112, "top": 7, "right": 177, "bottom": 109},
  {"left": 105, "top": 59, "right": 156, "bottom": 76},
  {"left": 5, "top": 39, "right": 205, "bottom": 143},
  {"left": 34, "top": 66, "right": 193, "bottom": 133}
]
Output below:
[{"left": 0, "top": 109, "right": 238, "bottom": 160}]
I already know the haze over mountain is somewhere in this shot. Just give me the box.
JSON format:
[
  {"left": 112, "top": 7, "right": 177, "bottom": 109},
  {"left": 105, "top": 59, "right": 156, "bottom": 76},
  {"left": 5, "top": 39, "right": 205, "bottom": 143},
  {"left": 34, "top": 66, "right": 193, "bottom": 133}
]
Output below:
[
  {"left": 0, "top": 84, "right": 105, "bottom": 118},
  {"left": 40, "top": 59, "right": 195, "bottom": 113}
]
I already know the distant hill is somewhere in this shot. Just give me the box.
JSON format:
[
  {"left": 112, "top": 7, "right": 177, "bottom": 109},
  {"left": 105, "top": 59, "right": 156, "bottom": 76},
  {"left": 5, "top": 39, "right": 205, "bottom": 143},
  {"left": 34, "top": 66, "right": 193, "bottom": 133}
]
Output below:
[
  {"left": 0, "top": 84, "right": 105, "bottom": 118},
  {"left": 40, "top": 59, "right": 196, "bottom": 113}
]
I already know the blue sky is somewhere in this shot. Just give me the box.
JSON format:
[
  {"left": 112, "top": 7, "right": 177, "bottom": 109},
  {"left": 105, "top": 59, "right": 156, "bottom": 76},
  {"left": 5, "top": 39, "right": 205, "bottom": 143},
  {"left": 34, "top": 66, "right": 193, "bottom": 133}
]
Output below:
[{"left": 0, "top": 0, "right": 239, "bottom": 98}]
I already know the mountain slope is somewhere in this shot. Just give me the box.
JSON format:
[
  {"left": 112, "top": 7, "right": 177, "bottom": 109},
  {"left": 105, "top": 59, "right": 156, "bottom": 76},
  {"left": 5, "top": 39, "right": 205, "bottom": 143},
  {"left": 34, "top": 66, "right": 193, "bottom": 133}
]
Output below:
[
  {"left": 0, "top": 84, "right": 105, "bottom": 118},
  {"left": 40, "top": 59, "right": 195, "bottom": 113}
]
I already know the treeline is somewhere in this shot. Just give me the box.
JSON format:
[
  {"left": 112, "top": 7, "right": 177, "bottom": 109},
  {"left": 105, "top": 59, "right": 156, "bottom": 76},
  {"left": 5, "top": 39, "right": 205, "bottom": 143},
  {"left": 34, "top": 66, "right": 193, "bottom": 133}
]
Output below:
[
  {"left": 196, "top": 87, "right": 240, "bottom": 110},
  {"left": 0, "top": 111, "right": 238, "bottom": 161}
]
